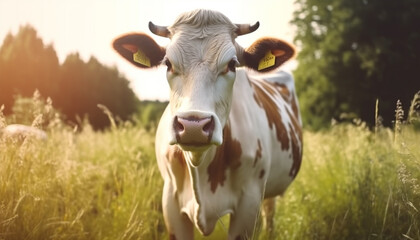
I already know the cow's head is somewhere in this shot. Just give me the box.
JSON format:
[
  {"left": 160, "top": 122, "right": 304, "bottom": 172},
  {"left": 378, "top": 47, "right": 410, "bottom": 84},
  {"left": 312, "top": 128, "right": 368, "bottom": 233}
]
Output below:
[{"left": 113, "top": 9, "right": 294, "bottom": 155}]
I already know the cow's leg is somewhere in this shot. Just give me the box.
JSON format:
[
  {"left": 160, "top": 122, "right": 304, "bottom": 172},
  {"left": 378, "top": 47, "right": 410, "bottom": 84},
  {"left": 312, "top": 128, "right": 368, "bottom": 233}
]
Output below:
[
  {"left": 261, "top": 197, "right": 276, "bottom": 232},
  {"left": 162, "top": 181, "right": 194, "bottom": 240},
  {"left": 228, "top": 190, "right": 262, "bottom": 240}
]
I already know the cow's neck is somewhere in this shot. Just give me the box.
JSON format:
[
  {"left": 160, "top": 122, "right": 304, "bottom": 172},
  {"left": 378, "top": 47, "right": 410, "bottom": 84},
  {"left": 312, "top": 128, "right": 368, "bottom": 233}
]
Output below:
[
  {"left": 182, "top": 121, "right": 241, "bottom": 199},
  {"left": 183, "top": 147, "right": 215, "bottom": 203}
]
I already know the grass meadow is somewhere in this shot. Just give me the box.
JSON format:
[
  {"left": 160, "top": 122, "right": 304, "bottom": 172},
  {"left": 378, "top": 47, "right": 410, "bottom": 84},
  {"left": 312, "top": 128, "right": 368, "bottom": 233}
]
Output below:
[{"left": 0, "top": 95, "right": 419, "bottom": 240}]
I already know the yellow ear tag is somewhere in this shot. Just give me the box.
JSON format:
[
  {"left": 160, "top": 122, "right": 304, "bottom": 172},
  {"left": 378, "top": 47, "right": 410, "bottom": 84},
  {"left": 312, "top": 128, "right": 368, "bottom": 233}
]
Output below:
[
  {"left": 258, "top": 51, "right": 276, "bottom": 70},
  {"left": 133, "top": 49, "right": 151, "bottom": 67}
]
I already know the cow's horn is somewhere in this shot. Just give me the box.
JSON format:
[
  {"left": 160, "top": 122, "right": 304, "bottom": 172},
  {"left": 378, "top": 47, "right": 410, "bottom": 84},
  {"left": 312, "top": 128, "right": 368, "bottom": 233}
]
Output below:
[
  {"left": 149, "top": 21, "right": 170, "bottom": 38},
  {"left": 235, "top": 21, "right": 260, "bottom": 36}
]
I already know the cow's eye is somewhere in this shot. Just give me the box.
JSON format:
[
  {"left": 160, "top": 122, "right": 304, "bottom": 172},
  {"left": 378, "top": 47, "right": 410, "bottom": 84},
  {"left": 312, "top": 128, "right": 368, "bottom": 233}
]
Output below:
[
  {"left": 164, "top": 59, "right": 173, "bottom": 72},
  {"left": 222, "top": 59, "right": 238, "bottom": 74},
  {"left": 228, "top": 59, "right": 238, "bottom": 72}
]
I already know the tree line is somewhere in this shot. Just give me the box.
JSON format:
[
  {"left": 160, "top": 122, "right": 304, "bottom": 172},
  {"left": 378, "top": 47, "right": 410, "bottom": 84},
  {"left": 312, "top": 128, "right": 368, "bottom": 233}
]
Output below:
[{"left": 0, "top": 25, "right": 139, "bottom": 129}]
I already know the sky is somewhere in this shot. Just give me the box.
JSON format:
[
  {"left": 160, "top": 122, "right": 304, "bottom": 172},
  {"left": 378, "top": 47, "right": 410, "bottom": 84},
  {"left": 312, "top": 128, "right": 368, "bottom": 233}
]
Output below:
[{"left": 0, "top": 0, "right": 296, "bottom": 101}]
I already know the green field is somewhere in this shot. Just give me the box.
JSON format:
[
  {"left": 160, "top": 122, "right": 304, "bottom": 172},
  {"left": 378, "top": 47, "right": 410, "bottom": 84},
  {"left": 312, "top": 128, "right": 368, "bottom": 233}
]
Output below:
[{"left": 1, "top": 100, "right": 419, "bottom": 240}]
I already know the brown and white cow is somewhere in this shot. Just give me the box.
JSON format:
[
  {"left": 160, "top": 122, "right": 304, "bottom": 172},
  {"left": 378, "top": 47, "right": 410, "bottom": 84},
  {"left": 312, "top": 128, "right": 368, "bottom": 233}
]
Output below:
[{"left": 113, "top": 9, "right": 302, "bottom": 240}]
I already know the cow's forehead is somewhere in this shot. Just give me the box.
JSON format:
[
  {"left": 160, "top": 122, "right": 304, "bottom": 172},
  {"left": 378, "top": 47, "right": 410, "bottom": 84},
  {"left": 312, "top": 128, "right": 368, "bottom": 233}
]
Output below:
[
  {"left": 166, "top": 31, "right": 236, "bottom": 72},
  {"left": 163, "top": 10, "right": 239, "bottom": 73}
]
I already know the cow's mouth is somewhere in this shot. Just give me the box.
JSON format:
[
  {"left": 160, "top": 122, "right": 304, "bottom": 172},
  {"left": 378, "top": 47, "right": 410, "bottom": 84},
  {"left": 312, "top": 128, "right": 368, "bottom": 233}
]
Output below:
[
  {"left": 177, "top": 142, "right": 214, "bottom": 152},
  {"left": 178, "top": 143, "right": 217, "bottom": 167}
]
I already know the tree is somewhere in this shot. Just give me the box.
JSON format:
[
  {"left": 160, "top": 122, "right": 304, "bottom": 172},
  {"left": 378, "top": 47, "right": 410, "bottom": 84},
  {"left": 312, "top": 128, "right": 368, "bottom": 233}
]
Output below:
[
  {"left": 0, "top": 25, "right": 139, "bottom": 129},
  {"left": 58, "top": 54, "right": 139, "bottom": 129},
  {"left": 0, "top": 25, "right": 60, "bottom": 114},
  {"left": 292, "top": 0, "right": 420, "bottom": 129}
]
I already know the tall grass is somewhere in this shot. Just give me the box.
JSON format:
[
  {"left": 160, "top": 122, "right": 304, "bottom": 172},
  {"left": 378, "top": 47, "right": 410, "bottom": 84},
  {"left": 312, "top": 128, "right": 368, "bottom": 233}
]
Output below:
[
  {"left": 266, "top": 97, "right": 419, "bottom": 240},
  {"left": 1, "top": 93, "right": 419, "bottom": 239},
  {"left": 271, "top": 123, "right": 419, "bottom": 240},
  {"left": 0, "top": 95, "right": 166, "bottom": 240}
]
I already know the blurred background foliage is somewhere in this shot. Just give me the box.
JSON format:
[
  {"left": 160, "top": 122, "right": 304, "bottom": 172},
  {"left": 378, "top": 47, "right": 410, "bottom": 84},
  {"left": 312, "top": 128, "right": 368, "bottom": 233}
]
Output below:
[
  {"left": 292, "top": 0, "right": 420, "bottom": 130},
  {"left": 0, "top": 25, "right": 166, "bottom": 130}
]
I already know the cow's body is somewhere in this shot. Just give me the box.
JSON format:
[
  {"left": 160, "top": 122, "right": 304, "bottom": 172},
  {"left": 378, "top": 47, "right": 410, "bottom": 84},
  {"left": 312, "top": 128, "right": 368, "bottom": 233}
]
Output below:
[
  {"left": 113, "top": 9, "right": 302, "bottom": 239},
  {"left": 156, "top": 70, "right": 302, "bottom": 237}
]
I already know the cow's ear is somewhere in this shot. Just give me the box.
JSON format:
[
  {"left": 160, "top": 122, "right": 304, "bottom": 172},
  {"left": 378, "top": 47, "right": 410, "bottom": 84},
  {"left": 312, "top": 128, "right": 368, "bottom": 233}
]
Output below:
[
  {"left": 242, "top": 37, "right": 295, "bottom": 72},
  {"left": 113, "top": 33, "right": 165, "bottom": 68}
]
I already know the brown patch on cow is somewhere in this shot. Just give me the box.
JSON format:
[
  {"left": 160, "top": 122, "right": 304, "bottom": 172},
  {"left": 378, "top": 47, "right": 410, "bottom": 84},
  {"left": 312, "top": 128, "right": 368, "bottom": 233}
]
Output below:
[
  {"left": 270, "top": 80, "right": 300, "bottom": 122},
  {"left": 253, "top": 77, "right": 303, "bottom": 178},
  {"left": 261, "top": 81, "right": 292, "bottom": 104},
  {"left": 253, "top": 139, "right": 262, "bottom": 167},
  {"left": 166, "top": 146, "right": 186, "bottom": 167},
  {"left": 288, "top": 124, "right": 301, "bottom": 178},
  {"left": 207, "top": 123, "right": 242, "bottom": 193},
  {"left": 291, "top": 94, "right": 300, "bottom": 119},
  {"left": 259, "top": 80, "right": 277, "bottom": 96},
  {"left": 169, "top": 234, "right": 176, "bottom": 240},
  {"left": 286, "top": 107, "right": 303, "bottom": 178},
  {"left": 252, "top": 80, "right": 289, "bottom": 150},
  {"left": 274, "top": 83, "right": 291, "bottom": 102},
  {"left": 285, "top": 107, "right": 302, "bottom": 144},
  {"left": 259, "top": 169, "right": 266, "bottom": 179}
]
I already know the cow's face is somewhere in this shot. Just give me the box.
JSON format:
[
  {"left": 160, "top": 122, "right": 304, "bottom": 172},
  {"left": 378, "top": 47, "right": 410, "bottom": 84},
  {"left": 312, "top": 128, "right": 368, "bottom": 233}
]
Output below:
[
  {"left": 113, "top": 9, "right": 295, "bottom": 157},
  {"left": 163, "top": 24, "right": 240, "bottom": 151}
]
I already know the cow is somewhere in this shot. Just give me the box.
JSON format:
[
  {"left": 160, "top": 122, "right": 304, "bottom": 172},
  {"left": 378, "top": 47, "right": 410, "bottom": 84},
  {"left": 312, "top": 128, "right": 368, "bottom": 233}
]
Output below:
[{"left": 113, "top": 9, "right": 302, "bottom": 240}]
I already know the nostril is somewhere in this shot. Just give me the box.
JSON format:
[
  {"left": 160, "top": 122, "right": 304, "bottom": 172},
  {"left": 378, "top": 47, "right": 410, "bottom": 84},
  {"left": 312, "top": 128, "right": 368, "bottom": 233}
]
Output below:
[
  {"left": 202, "top": 116, "right": 215, "bottom": 133},
  {"left": 174, "top": 116, "right": 185, "bottom": 133}
]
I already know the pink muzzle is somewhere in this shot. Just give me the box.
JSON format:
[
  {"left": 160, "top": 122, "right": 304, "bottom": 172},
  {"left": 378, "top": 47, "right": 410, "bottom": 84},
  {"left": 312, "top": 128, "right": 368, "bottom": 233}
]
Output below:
[{"left": 173, "top": 116, "right": 215, "bottom": 146}]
